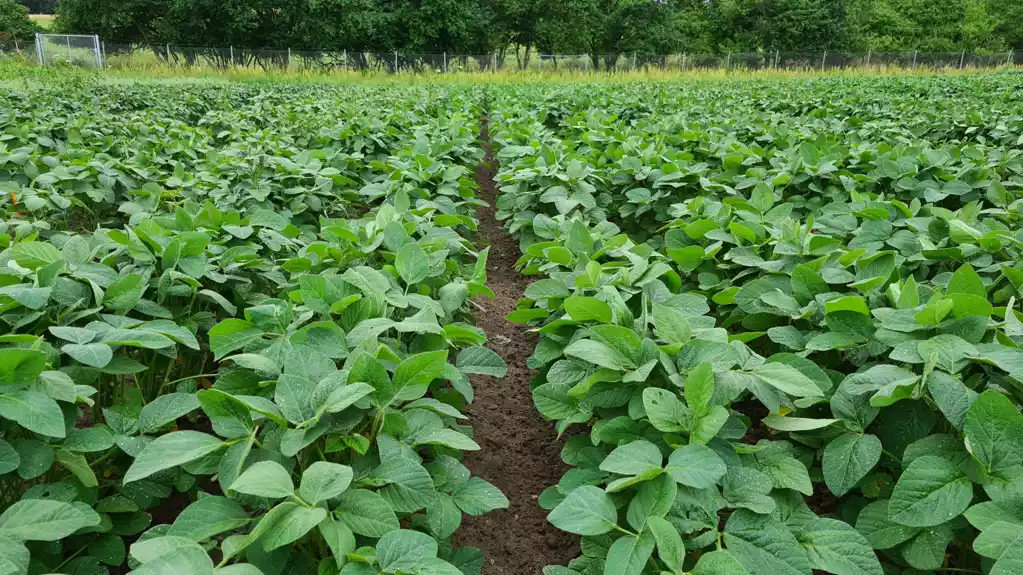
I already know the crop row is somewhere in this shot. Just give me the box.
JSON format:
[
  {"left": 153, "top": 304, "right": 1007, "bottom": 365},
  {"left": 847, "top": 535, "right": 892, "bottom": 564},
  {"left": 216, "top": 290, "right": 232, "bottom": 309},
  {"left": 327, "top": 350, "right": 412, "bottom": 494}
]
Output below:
[
  {"left": 0, "top": 83, "right": 505, "bottom": 574},
  {"left": 490, "top": 75, "right": 1023, "bottom": 575}
]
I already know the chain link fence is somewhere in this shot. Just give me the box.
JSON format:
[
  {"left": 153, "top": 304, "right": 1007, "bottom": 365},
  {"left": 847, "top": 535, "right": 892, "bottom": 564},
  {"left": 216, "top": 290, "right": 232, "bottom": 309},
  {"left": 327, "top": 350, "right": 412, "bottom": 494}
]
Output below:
[{"left": 3, "top": 38, "right": 1019, "bottom": 74}]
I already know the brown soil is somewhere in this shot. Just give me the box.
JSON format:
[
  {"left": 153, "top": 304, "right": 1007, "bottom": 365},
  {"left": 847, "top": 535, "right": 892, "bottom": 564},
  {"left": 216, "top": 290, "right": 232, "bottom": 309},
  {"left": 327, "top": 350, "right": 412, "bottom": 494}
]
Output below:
[{"left": 455, "top": 117, "right": 578, "bottom": 574}]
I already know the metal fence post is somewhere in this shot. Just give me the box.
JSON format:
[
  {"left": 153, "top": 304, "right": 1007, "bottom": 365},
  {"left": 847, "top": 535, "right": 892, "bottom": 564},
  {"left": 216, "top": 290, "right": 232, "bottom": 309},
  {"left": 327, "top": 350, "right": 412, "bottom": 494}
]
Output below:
[
  {"left": 865, "top": 50, "right": 871, "bottom": 68},
  {"left": 66, "top": 35, "right": 72, "bottom": 63},
  {"left": 959, "top": 49, "right": 965, "bottom": 69},
  {"left": 912, "top": 50, "right": 917, "bottom": 70},
  {"left": 287, "top": 47, "right": 291, "bottom": 69},
  {"left": 821, "top": 50, "right": 827, "bottom": 72},
  {"left": 343, "top": 50, "right": 348, "bottom": 72},
  {"left": 13, "top": 35, "right": 18, "bottom": 55},
  {"left": 725, "top": 51, "right": 730, "bottom": 71},
  {"left": 632, "top": 52, "right": 636, "bottom": 71},
  {"left": 394, "top": 51, "right": 398, "bottom": 73},
  {"left": 538, "top": 53, "right": 541, "bottom": 73},
  {"left": 230, "top": 46, "right": 234, "bottom": 67},
  {"left": 443, "top": 52, "right": 447, "bottom": 72},
  {"left": 681, "top": 52, "right": 686, "bottom": 72},
  {"left": 492, "top": 53, "right": 497, "bottom": 72},
  {"left": 95, "top": 35, "right": 102, "bottom": 68},
  {"left": 102, "top": 41, "right": 106, "bottom": 64},
  {"left": 35, "top": 33, "right": 43, "bottom": 65},
  {"left": 1008, "top": 51, "right": 1014, "bottom": 66},
  {"left": 166, "top": 43, "right": 171, "bottom": 64}
]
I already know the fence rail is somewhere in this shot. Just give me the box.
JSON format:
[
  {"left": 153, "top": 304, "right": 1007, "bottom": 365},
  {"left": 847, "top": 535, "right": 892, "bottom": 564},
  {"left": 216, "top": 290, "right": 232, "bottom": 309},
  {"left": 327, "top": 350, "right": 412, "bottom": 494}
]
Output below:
[{"left": 2, "top": 39, "right": 1019, "bottom": 74}]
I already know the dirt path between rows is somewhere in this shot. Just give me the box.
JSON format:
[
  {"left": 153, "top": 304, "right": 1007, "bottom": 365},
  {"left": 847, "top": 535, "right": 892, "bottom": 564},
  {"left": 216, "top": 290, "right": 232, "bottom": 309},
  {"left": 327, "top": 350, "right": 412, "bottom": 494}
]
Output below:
[{"left": 455, "top": 117, "right": 578, "bottom": 574}]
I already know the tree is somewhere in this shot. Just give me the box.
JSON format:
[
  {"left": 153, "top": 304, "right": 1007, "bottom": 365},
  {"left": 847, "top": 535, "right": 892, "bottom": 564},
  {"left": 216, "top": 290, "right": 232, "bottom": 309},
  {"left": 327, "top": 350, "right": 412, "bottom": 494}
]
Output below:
[
  {"left": 1, "top": 0, "right": 40, "bottom": 39},
  {"left": 17, "top": 0, "right": 55, "bottom": 13}
]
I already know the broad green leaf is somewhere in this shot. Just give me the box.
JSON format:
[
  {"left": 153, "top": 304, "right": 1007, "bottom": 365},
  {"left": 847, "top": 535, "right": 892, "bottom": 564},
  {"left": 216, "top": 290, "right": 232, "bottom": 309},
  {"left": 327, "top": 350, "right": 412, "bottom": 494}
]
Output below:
[
  {"left": 124, "top": 431, "right": 224, "bottom": 483},
  {"left": 691, "top": 550, "right": 750, "bottom": 574},
  {"left": 456, "top": 347, "right": 507, "bottom": 377},
  {"left": 565, "top": 296, "right": 613, "bottom": 324},
  {"left": 603, "top": 532, "right": 655, "bottom": 575},
  {"left": 750, "top": 363, "right": 824, "bottom": 398},
  {"left": 396, "top": 243, "right": 430, "bottom": 285},
  {"left": 0, "top": 391, "right": 65, "bottom": 438},
  {"left": 599, "top": 440, "right": 662, "bottom": 476},
  {"left": 0, "top": 349, "right": 46, "bottom": 386},
  {"left": 62, "top": 343, "right": 113, "bottom": 368},
  {"left": 336, "top": 489, "right": 400, "bottom": 537},
  {"left": 167, "top": 496, "right": 249, "bottom": 542},
  {"left": 646, "top": 516, "right": 684, "bottom": 572},
  {"left": 299, "top": 461, "right": 353, "bottom": 504},
  {"left": 389, "top": 350, "right": 448, "bottom": 404},
  {"left": 889, "top": 455, "right": 973, "bottom": 527},
  {"left": 564, "top": 339, "right": 632, "bottom": 370},
  {"left": 964, "top": 390, "right": 1023, "bottom": 476},
  {"left": 249, "top": 502, "right": 326, "bottom": 552},
  {"left": 0, "top": 499, "right": 98, "bottom": 541},
  {"left": 665, "top": 444, "right": 726, "bottom": 488},
  {"left": 822, "top": 433, "right": 882, "bottom": 497},
  {"left": 797, "top": 518, "right": 882, "bottom": 575},
  {"left": 855, "top": 500, "right": 919, "bottom": 549},
  {"left": 452, "top": 477, "right": 508, "bottom": 515},
  {"left": 547, "top": 486, "right": 617, "bottom": 535},
  {"left": 723, "top": 510, "right": 812, "bottom": 575},
  {"left": 138, "top": 393, "right": 200, "bottom": 434},
  {"left": 230, "top": 461, "right": 294, "bottom": 498},
  {"left": 209, "top": 319, "right": 264, "bottom": 360},
  {"left": 377, "top": 529, "right": 438, "bottom": 572}
]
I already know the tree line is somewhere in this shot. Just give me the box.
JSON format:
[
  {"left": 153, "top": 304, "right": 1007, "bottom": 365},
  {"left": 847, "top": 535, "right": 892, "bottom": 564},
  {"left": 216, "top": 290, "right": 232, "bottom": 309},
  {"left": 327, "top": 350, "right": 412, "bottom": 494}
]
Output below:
[{"left": 26, "top": 0, "right": 1023, "bottom": 59}]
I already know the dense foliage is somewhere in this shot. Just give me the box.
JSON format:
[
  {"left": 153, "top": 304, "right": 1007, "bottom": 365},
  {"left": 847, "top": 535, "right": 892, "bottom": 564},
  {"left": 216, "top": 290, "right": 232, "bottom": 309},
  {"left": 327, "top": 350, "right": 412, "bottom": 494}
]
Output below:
[
  {"left": 0, "top": 81, "right": 509, "bottom": 574},
  {"left": 489, "top": 75, "right": 1023, "bottom": 574},
  {"left": 0, "top": 0, "right": 38, "bottom": 40},
  {"left": 51, "top": 0, "right": 1023, "bottom": 60}
]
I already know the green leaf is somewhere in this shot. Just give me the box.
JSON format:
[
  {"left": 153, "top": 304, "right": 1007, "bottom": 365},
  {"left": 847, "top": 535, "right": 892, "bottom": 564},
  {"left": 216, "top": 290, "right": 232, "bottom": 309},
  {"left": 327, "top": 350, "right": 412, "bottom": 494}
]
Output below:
[
  {"left": 138, "top": 393, "right": 200, "bottom": 434},
  {"left": 652, "top": 303, "right": 692, "bottom": 345},
  {"left": 724, "top": 510, "right": 812, "bottom": 575},
  {"left": 547, "top": 486, "right": 617, "bottom": 535},
  {"left": 62, "top": 343, "right": 113, "bottom": 368},
  {"left": 600, "top": 441, "right": 662, "bottom": 476},
  {"left": 0, "top": 391, "right": 66, "bottom": 438},
  {"left": 124, "top": 431, "right": 224, "bottom": 483},
  {"left": 0, "top": 499, "right": 98, "bottom": 541},
  {"left": 665, "top": 444, "right": 726, "bottom": 488},
  {"left": 564, "top": 339, "right": 632, "bottom": 370},
  {"left": 643, "top": 388, "right": 690, "bottom": 433},
  {"left": 336, "top": 489, "right": 400, "bottom": 537},
  {"left": 990, "top": 533, "right": 1023, "bottom": 575},
  {"left": 647, "top": 516, "right": 684, "bottom": 572},
  {"left": 250, "top": 502, "right": 327, "bottom": 552},
  {"left": 456, "top": 347, "right": 507, "bottom": 377},
  {"left": 750, "top": 363, "right": 824, "bottom": 398},
  {"left": 0, "top": 349, "right": 46, "bottom": 385},
  {"left": 197, "top": 389, "right": 254, "bottom": 438},
  {"left": 452, "top": 477, "right": 508, "bottom": 515},
  {"left": 822, "top": 433, "right": 882, "bottom": 497},
  {"left": 11, "top": 242, "right": 61, "bottom": 270},
  {"left": 167, "top": 496, "right": 249, "bottom": 542},
  {"left": 389, "top": 350, "right": 448, "bottom": 404},
  {"left": 104, "top": 274, "right": 146, "bottom": 310},
  {"left": 604, "top": 532, "right": 655, "bottom": 575},
  {"left": 88, "top": 533, "right": 125, "bottom": 566},
  {"left": 377, "top": 529, "right": 438, "bottom": 572},
  {"left": 855, "top": 500, "right": 919, "bottom": 549},
  {"left": 130, "top": 537, "right": 214, "bottom": 575},
  {"left": 889, "top": 456, "right": 973, "bottom": 527},
  {"left": 0, "top": 286, "right": 51, "bottom": 309},
  {"left": 230, "top": 460, "right": 294, "bottom": 498},
  {"left": 684, "top": 362, "right": 714, "bottom": 415},
  {"left": 691, "top": 550, "right": 750, "bottom": 574},
  {"left": 947, "top": 263, "right": 986, "bottom": 298},
  {"left": 55, "top": 449, "right": 97, "bottom": 487},
  {"left": 318, "top": 517, "right": 356, "bottom": 570},
  {"left": 974, "top": 522, "right": 1021, "bottom": 559},
  {"left": 299, "top": 461, "right": 353, "bottom": 504},
  {"left": 565, "top": 296, "right": 613, "bottom": 324},
  {"left": 396, "top": 243, "right": 430, "bottom": 285},
  {"left": 964, "top": 390, "right": 1023, "bottom": 476},
  {"left": 797, "top": 518, "right": 883, "bottom": 575},
  {"left": 762, "top": 416, "right": 839, "bottom": 432},
  {"left": 209, "top": 319, "right": 264, "bottom": 360}
]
